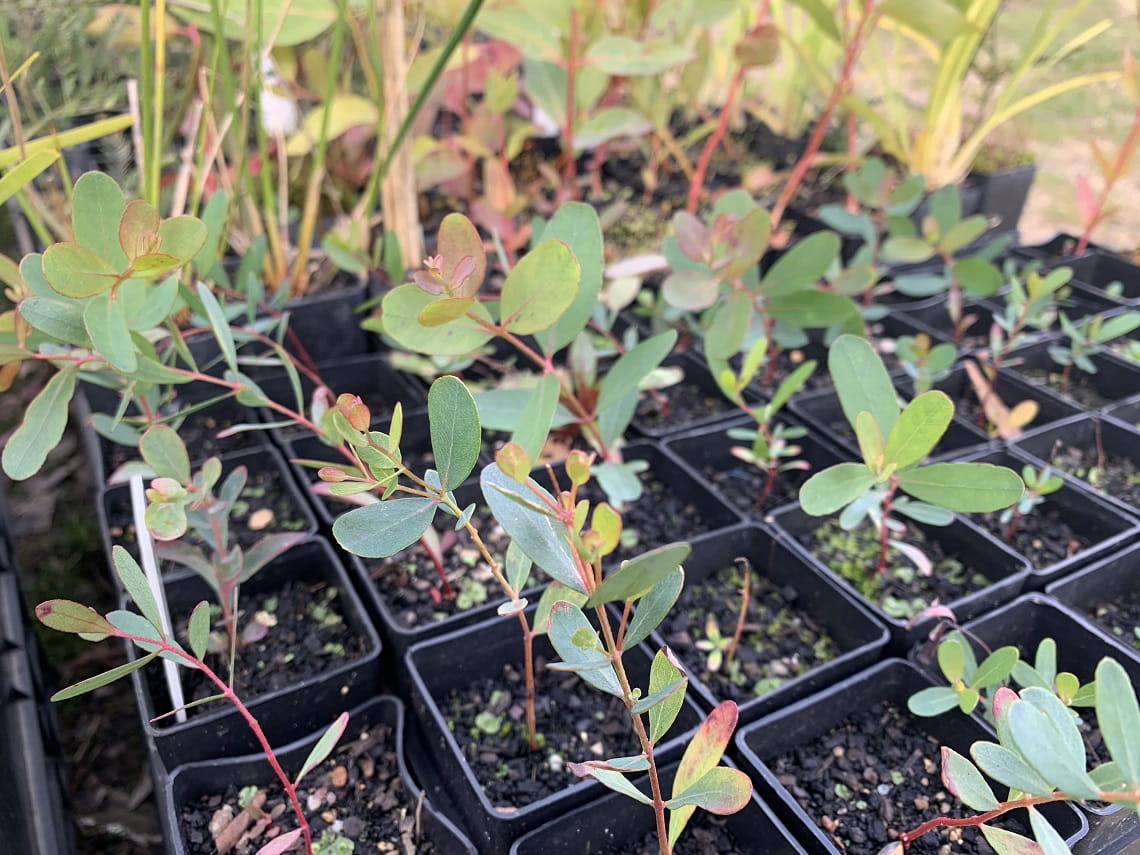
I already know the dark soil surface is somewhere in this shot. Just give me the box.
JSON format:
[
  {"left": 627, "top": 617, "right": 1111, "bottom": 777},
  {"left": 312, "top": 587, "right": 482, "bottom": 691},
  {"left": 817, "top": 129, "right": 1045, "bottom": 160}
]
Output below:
[
  {"left": 634, "top": 381, "right": 735, "bottom": 434},
  {"left": 661, "top": 562, "right": 837, "bottom": 704},
  {"left": 973, "top": 508, "right": 1088, "bottom": 570},
  {"left": 769, "top": 701, "right": 997, "bottom": 854},
  {"left": 1087, "top": 592, "right": 1140, "bottom": 653},
  {"left": 1015, "top": 367, "right": 1111, "bottom": 408},
  {"left": 444, "top": 656, "right": 641, "bottom": 808},
  {"left": 618, "top": 810, "right": 752, "bottom": 855},
  {"left": 179, "top": 721, "right": 446, "bottom": 854},
  {"left": 1047, "top": 443, "right": 1140, "bottom": 508},
  {"left": 741, "top": 347, "right": 831, "bottom": 398},
  {"left": 690, "top": 452, "right": 799, "bottom": 520},
  {"left": 145, "top": 580, "right": 367, "bottom": 722},
  {"left": 801, "top": 520, "right": 988, "bottom": 620}
]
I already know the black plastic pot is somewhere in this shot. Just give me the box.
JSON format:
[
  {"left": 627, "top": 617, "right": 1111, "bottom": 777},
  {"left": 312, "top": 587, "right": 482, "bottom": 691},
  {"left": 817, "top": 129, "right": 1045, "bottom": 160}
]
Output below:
[
  {"left": 662, "top": 415, "right": 846, "bottom": 523},
  {"left": 631, "top": 351, "right": 755, "bottom": 440},
  {"left": 98, "top": 445, "right": 319, "bottom": 586},
  {"left": 647, "top": 523, "right": 889, "bottom": 725},
  {"left": 1013, "top": 234, "right": 1140, "bottom": 305},
  {"left": 1004, "top": 340, "right": 1140, "bottom": 413},
  {"left": 735, "top": 659, "right": 1087, "bottom": 855},
  {"left": 405, "top": 604, "right": 707, "bottom": 854},
  {"left": 1012, "top": 414, "right": 1140, "bottom": 517},
  {"left": 252, "top": 352, "right": 426, "bottom": 438},
  {"left": 973, "top": 162, "right": 1037, "bottom": 235},
  {"left": 788, "top": 383, "right": 991, "bottom": 462},
  {"left": 1047, "top": 540, "right": 1140, "bottom": 663},
  {"left": 163, "top": 695, "right": 475, "bottom": 855},
  {"left": 769, "top": 505, "right": 1030, "bottom": 651},
  {"left": 959, "top": 448, "right": 1138, "bottom": 589},
  {"left": 509, "top": 759, "right": 808, "bottom": 855},
  {"left": 127, "top": 537, "right": 382, "bottom": 770},
  {"left": 279, "top": 274, "right": 372, "bottom": 363},
  {"left": 918, "top": 594, "right": 1140, "bottom": 829}
]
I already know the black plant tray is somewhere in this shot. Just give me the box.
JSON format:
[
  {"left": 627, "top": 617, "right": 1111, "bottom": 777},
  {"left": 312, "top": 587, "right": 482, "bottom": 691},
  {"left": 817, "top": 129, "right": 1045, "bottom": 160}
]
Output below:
[
  {"left": 162, "top": 695, "right": 476, "bottom": 855},
  {"left": 734, "top": 659, "right": 1087, "bottom": 855},
  {"left": 1004, "top": 340, "right": 1140, "bottom": 414},
  {"left": 279, "top": 274, "right": 372, "bottom": 363},
  {"left": 509, "top": 759, "right": 809, "bottom": 855},
  {"left": 646, "top": 523, "right": 889, "bottom": 726},
  {"left": 770, "top": 505, "right": 1029, "bottom": 652},
  {"left": 631, "top": 351, "right": 758, "bottom": 440},
  {"left": 126, "top": 537, "right": 382, "bottom": 770},
  {"left": 404, "top": 604, "right": 706, "bottom": 854},
  {"left": 1013, "top": 234, "right": 1140, "bottom": 305},
  {"left": 1047, "top": 540, "right": 1140, "bottom": 664}
]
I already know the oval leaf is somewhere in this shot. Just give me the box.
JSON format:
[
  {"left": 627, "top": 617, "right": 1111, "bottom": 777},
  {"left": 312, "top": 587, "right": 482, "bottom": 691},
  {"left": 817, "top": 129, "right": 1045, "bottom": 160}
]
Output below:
[
  {"left": 883, "top": 391, "right": 953, "bottom": 470},
  {"left": 799, "top": 462, "right": 875, "bottom": 516},
  {"left": 332, "top": 497, "right": 439, "bottom": 558},
  {"left": 139, "top": 424, "right": 191, "bottom": 482},
  {"left": 941, "top": 746, "right": 999, "bottom": 811},
  {"left": 896, "top": 463, "right": 1024, "bottom": 512},
  {"left": 295, "top": 712, "right": 350, "bottom": 786},
  {"left": 381, "top": 283, "right": 495, "bottom": 355},
  {"left": 500, "top": 240, "right": 580, "bottom": 334},
  {"left": 428, "top": 375, "right": 481, "bottom": 489},
  {"left": 2, "top": 364, "right": 77, "bottom": 480},
  {"left": 586, "top": 542, "right": 690, "bottom": 607}
]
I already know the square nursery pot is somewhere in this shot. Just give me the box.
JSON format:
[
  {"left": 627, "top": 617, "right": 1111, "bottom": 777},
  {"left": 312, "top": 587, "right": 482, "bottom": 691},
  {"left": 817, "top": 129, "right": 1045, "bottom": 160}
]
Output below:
[
  {"left": 973, "top": 162, "right": 1037, "bottom": 235},
  {"left": 98, "top": 445, "right": 318, "bottom": 587},
  {"left": 662, "top": 415, "right": 845, "bottom": 523},
  {"left": 251, "top": 352, "right": 425, "bottom": 439},
  {"left": 917, "top": 594, "right": 1140, "bottom": 829},
  {"left": 1004, "top": 340, "right": 1140, "bottom": 414},
  {"left": 1012, "top": 415, "right": 1140, "bottom": 518},
  {"left": 958, "top": 448, "right": 1138, "bottom": 589},
  {"left": 404, "top": 604, "right": 707, "bottom": 854},
  {"left": 1013, "top": 234, "right": 1140, "bottom": 305},
  {"left": 769, "top": 505, "right": 1030, "bottom": 652},
  {"left": 508, "top": 759, "right": 809, "bottom": 855},
  {"left": 279, "top": 273, "right": 372, "bottom": 363},
  {"left": 163, "top": 695, "right": 476, "bottom": 855},
  {"left": 76, "top": 380, "right": 270, "bottom": 487},
  {"left": 788, "top": 383, "right": 991, "bottom": 462},
  {"left": 1047, "top": 540, "right": 1140, "bottom": 666},
  {"left": 631, "top": 351, "right": 756, "bottom": 440},
  {"left": 127, "top": 536, "right": 382, "bottom": 770},
  {"left": 734, "top": 659, "right": 1087, "bottom": 855},
  {"left": 646, "top": 523, "right": 889, "bottom": 726},
  {"left": 920, "top": 362, "right": 1082, "bottom": 442}
]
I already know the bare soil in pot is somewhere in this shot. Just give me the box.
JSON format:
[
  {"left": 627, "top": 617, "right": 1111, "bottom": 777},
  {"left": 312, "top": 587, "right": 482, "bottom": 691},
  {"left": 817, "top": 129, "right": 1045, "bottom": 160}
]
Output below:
[
  {"left": 972, "top": 509, "right": 1087, "bottom": 571},
  {"left": 1047, "top": 443, "right": 1140, "bottom": 507},
  {"left": 660, "top": 561, "right": 838, "bottom": 704},
  {"left": 443, "top": 655, "right": 640, "bottom": 809},
  {"left": 1015, "top": 366, "right": 1109, "bottom": 408},
  {"left": 179, "top": 719, "right": 445, "bottom": 854},
  {"left": 1087, "top": 593, "right": 1140, "bottom": 653},
  {"left": 634, "top": 381, "right": 735, "bottom": 432},
  {"left": 801, "top": 520, "right": 989, "bottom": 620},
  {"left": 617, "top": 812, "right": 754, "bottom": 855}
]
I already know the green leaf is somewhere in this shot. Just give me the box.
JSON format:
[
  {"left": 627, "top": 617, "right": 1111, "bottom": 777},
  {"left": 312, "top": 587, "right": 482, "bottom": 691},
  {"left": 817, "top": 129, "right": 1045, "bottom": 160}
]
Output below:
[
  {"left": 669, "top": 701, "right": 738, "bottom": 846},
  {"left": 117, "top": 200, "right": 160, "bottom": 259},
  {"left": 666, "top": 766, "right": 753, "bottom": 814},
  {"left": 84, "top": 292, "right": 136, "bottom": 373},
  {"left": 72, "top": 171, "right": 128, "bottom": 269},
  {"left": 2, "top": 364, "right": 77, "bottom": 480},
  {"left": 596, "top": 330, "right": 677, "bottom": 413},
  {"left": 980, "top": 825, "right": 1046, "bottom": 855},
  {"left": 766, "top": 359, "right": 816, "bottom": 416},
  {"left": 883, "top": 391, "right": 953, "bottom": 469},
  {"left": 586, "top": 543, "right": 690, "bottom": 607},
  {"left": 195, "top": 282, "right": 237, "bottom": 373},
  {"left": 295, "top": 712, "right": 350, "bottom": 786},
  {"left": 332, "top": 497, "right": 439, "bottom": 558},
  {"left": 107, "top": 610, "right": 184, "bottom": 661},
  {"left": 504, "top": 540, "right": 534, "bottom": 595},
  {"left": 1009, "top": 695, "right": 1100, "bottom": 799},
  {"left": 704, "top": 291, "right": 752, "bottom": 361},
  {"left": 954, "top": 257, "right": 1004, "bottom": 298},
  {"left": 941, "top": 747, "right": 999, "bottom": 811},
  {"left": 541, "top": 203, "right": 603, "bottom": 353},
  {"left": 129, "top": 276, "right": 180, "bottom": 329},
  {"left": 939, "top": 637, "right": 966, "bottom": 683},
  {"left": 34, "top": 599, "right": 115, "bottom": 638},
  {"left": 880, "top": 0, "right": 972, "bottom": 45},
  {"left": 428, "top": 375, "right": 481, "bottom": 490},
  {"left": 573, "top": 107, "right": 652, "bottom": 150},
  {"left": 624, "top": 567, "right": 683, "bottom": 648},
  {"left": 51, "top": 652, "right": 158, "bottom": 701},
  {"left": 854, "top": 411, "right": 885, "bottom": 470},
  {"left": 971, "top": 741, "right": 1054, "bottom": 796},
  {"left": 419, "top": 296, "right": 475, "bottom": 327},
  {"left": 798, "top": 462, "right": 875, "bottom": 516},
  {"left": 156, "top": 215, "right": 207, "bottom": 264},
  {"left": 193, "top": 190, "right": 228, "bottom": 273},
  {"left": 1028, "top": 807, "right": 1072, "bottom": 855},
  {"left": 188, "top": 601, "right": 211, "bottom": 661},
  {"left": 585, "top": 36, "right": 692, "bottom": 75},
  {"left": 500, "top": 240, "right": 580, "bottom": 334},
  {"left": 18, "top": 296, "right": 89, "bottom": 346},
  {"left": 481, "top": 464, "right": 584, "bottom": 593},
  {"left": 896, "top": 463, "right": 1024, "bottom": 512},
  {"left": 829, "top": 334, "right": 899, "bottom": 435},
  {"left": 567, "top": 765, "right": 651, "bottom": 804},
  {"left": 0, "top": 150, "right": 59, "bottom": 206},
  {"left": 663, "top": 270, "right": 721, "bottom": 311},
  {"left": 509, "top": 373, "right": 560, "bottom": 462},
  {"left": 973, "top": 647, "right": 1020, "bottom": 690},
  {"left": 881, "top": 235, "right": 935, "bottom": 264},
  {"left": 169, "top": 0, "right": 343, "bottom": 46},
  {"left": 112, "top": 546, "right": 165, "bottom": 637},
  {"left": 645, "top": 648, "right": 687, "bottom": 743},
  {"left": 380, "top": 284, "right": 495, "bottom": 355},
  {"left": 533, "top": 581, "right": 587, "bottom": 634},
  {"left": 907, "top": 686, "right": 961, "bottom": 717},
  {"left": 759, "top": 232, "right": 839, "bottom": 296},
  {"left": 42, "top": 243, "right": 118, "bottom": 298},
  {"left": 940, "top": 217, "right": 988, "bottom": 255},
  {"left": 721, "top": 208, "right": 772, "bottom": 280},
  {"left": 546, "top": 601, "right": 622, "bottom": 696},
  {"left": 139, "top": 424, "right": 191, "bottom": 482},
  {"left": 1096, "top": 658, "right": 1140, "bottom": 789},
  {"left": 784, "top": 0, "right": 840, "bottom": 40},
  {"left": 766, "top": 289, "right": 862, "bottom": 333}
]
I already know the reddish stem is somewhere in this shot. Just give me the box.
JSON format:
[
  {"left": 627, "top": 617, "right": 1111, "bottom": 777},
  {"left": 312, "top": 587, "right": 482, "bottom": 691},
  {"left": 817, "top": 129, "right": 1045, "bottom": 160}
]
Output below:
[
  {"left": 686, "top": 64, "right": 746, "bottom": 214},
  {"left": 877, "top": 479, "right": 898, "bottom": 575},
  {"left": 1076, "top": 104, "right": 1140, "bottom": 255}
]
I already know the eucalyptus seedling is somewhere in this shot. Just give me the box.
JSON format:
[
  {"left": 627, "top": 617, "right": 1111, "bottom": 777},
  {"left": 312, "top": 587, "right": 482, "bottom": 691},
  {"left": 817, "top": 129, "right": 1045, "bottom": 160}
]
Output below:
[
  {"left": 1000, "top": 464, "right": 1063, "bottom": 542},
  {"left": 798, "top": 335, "right": 1023, "bottom": 575},
  {"left": 1049, "top": 309, "right": 1140, "bottom": 397}
]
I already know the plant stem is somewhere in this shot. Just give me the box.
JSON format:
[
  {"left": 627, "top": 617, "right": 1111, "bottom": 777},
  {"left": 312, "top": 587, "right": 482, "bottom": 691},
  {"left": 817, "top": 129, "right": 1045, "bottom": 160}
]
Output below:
[
  {"left": 877, "top": 480, "right": 898, "bottom": 575},
  {"left": 686, "top": 64, "right": 745, "bottom": 215},
  {"left": 1075, "top": 104, "right": 1140, "bottom": 255},
  {"left": 724, "top": 558, "right": 750, "bottom": 670}
]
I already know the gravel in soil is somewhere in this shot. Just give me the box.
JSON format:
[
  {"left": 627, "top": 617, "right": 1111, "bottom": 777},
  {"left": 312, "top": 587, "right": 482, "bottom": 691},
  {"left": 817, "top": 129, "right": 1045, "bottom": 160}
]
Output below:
[
  {"left": 1047, "top": 444, "right": 1140, "bottom": 508},
  {"left": 770, "top": 701, "right": 1000, "bottom": 854},
  {"left": 1088, "top": 591, "right": 1140, "bottom": 652},
  {"left": 1015, "top": 367, "right": 1111, "bottom": 408},
  {"left": 179, "top": 721, "right": 444, "bottom": 854},
  {"left": 444, "top": 657, "right": 641, "bottom": 808},
  {"left": 802, "top": 520, "right": 988, "bottom": 620},
  {"left": 616, "top": 810, "right": 753, "bottom": 855},
  {"left": 972, "top": 508, "right": 1088, "bottom": 570},
  {"left": 145, "top": 579, "right": 367, "bottom": 721},
  {"left": 661, "top": 562, "right": 837, "bottom": 704},
  {"left": 634, "top": 381, "right": 735, "bottom": 433}
]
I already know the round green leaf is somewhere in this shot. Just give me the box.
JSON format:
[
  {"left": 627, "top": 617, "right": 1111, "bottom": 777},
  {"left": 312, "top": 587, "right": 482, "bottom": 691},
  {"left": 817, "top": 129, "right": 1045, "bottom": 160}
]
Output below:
[
  {"left": 42, "top": 243, "right": 118, "bottom": 299},
  {"left": 799, "top": 462, "right": 875, "bottom": 516},
  {"left": 333, "top": 497, "right": 438, "bottom": 558},
  {"left": 381, "top": 284, "right": 494, "bottom": 355},
  {"left": 500, "top": 240, "right": 580, "bottom": 334}
]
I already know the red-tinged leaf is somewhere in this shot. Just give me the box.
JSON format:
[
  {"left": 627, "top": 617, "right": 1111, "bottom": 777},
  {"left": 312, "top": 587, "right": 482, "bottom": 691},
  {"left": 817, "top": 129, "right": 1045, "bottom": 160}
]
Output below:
[
  {"left": 941, "top": 746, "right": 999, "bottom": 812},
  {"left": 905, "top": 602, "right": 958, "bottom": 631},
  {"left": 254, "top": 829, "right": 303, "bottom": 855},
  {"left": 992, "top": 686, "right": 1019, "bottom": 721},
  {"left": 673, "top": 211, "right": 709, "bottom": 262},
  {"left": 669, "top": 701, "right": 739, "bottom": 845},
  {"left": 665, "top": 766, "right": 752, "bottom": 814},
  {"left": 662, "top": 269, "right": 720, "bottom": 311},
  {"left": 118, "top": 200, "right": 160, "bottom": 259},
  {"left": 1075, "top": 175, "right": 1097, "bottom": 229},
  {"left": 979, "top": 824, "right": 1045, "bottom": 855},
  {"left": 36, "top": 600, "right": 115, "bottom": 638},
  {"left": 436, "top": 213, "right": 486, "bottom": 297},
  {"left": 295, "top": 712, "right": 350, "bottom": 785}
]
